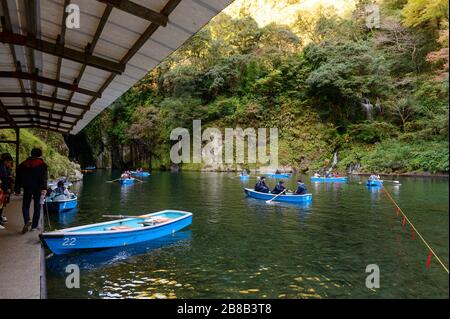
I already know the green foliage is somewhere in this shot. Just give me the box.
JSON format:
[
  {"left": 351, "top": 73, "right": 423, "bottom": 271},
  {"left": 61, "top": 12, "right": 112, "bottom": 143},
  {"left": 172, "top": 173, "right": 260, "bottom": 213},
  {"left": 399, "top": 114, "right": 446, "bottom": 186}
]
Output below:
[
  {"left": 304, "top": 40, "right": 391, "bottom": 116},
  {"left": 363, "top": 139, "right": 449, "bottom": 173},
  {"left": 402, "top": 0, "right": 449, "bottom": 28},
  {"left": 80, "top": 1, "right": 448, "bottom": 174},
  {"left": 347, "top": 121, "right": 398, "bottom": 143},
  {"left": 0, "top": 129, "right": 79, "bottom": 179}
]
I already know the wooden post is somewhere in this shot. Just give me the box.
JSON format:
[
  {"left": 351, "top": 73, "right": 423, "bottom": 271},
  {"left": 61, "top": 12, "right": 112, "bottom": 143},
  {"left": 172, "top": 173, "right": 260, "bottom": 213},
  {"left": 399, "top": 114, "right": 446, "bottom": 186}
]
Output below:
[{"left": 15, "top": 128, "right": 19, "bottom": 170}]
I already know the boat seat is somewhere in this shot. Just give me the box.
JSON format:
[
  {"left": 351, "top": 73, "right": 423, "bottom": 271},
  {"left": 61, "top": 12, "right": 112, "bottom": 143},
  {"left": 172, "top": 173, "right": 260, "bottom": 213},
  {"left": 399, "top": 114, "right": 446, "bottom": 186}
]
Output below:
[
  {"left": 108, "top": 226, "right": 133, "bottom": 231},
  {"left": 139, "top": 217, "right": 171, "bottom": 226}
]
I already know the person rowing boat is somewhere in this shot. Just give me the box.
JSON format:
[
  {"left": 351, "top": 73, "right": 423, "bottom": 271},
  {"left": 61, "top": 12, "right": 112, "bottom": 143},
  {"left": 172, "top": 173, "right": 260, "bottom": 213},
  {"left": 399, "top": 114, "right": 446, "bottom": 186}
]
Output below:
[
  {"left": 271, "top": 180, "right": 286, "bottom": 194},
  {"left": 293, "top": 179, "right": 307, "bottom": 195},
  {"left": 121, "top": 171, "right": 132, "bottom": 179},
  {"left": 254, "top": 176, "right": 270, "bottom": 193}
]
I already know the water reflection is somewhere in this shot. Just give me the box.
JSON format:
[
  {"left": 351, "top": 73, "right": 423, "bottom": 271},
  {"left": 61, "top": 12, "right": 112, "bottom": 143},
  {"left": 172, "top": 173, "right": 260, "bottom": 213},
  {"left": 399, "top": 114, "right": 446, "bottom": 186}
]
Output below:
[
  {"left": 46, "top": 171, "right": 449, "bottom": 299},
  {"left": 56, "top": 208, "right": 78, "bottom": 226},
  {"left": 46, "top": 230, "right": 192, "bottom": 273}
]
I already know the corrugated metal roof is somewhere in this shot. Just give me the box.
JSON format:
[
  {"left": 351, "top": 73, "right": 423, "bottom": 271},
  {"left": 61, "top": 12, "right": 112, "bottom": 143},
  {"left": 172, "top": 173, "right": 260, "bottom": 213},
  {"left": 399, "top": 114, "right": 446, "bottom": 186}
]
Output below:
[{"left": 0, "top": 0, "right": 233, "bottom": 134}]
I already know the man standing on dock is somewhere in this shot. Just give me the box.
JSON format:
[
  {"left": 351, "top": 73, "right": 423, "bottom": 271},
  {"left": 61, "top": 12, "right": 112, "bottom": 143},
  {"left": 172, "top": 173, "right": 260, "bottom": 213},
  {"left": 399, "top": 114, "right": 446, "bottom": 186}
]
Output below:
[{"left": 14, "top": 148, "right": 48, "bottom": 233}]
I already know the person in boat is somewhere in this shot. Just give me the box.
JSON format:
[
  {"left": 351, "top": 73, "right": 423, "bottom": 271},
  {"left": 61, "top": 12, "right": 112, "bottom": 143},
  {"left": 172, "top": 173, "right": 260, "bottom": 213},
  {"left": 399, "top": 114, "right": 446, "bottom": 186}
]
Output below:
[
  {"left": 369, "top": 174, "right": 380, "bottom": 180},
  {"left": 0, "top": 153, "right": 14, "bottom": 230},
  {"left": 241, "top": 169, "right": 248, "bottom": 177},
  {"left": 14, "top": 148, "right": 48, "bottom": 233},
  {"left": 255, "top": 176, "right": 269, "bottom": 193},
  {"left": 50, "top": 181, "right": 71, "bottom": 200},
  {"left": 313, "top": 172, "right": 320, "bottom": 177},
  {"left": 121, "top": 171, "right": 131, "bottom": 179},
  {"left": 293, "top": 179, "right": 307, "bottom": 195},
  {"left": 272, "top": 180, "right": 286, "bottom": 194},
  {"left": 275, "top": 169, "right": 281, "bottom": 174}
]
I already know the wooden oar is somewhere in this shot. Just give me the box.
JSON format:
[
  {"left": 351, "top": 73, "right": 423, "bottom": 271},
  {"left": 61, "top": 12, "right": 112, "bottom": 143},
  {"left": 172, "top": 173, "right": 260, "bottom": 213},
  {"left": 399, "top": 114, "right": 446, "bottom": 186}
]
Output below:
[
  {"left": 102, "top": 214, "right": 148, "bottom": 219},
  {"left": 106, "top": 178, "right": 121, "bottom": 183},
  {"left": 266, "top": 189, "right": 286, "bottom": 204},
  {"left": 383, "top": 180, "right": 401, "bottom": 184}
]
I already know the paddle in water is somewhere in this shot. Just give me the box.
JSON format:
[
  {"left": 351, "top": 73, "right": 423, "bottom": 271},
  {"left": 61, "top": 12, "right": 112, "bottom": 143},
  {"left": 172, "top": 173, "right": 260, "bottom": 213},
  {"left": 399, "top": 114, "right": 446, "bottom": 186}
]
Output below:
[
  {"left": 384, "top": 180, "right": 401, "bottom": 185},
  {"left": 266, "top": 189, "right": 286, "bottom": 203},
  {"left": 106, "top": 178, "right": 121, "bottom": 183}
]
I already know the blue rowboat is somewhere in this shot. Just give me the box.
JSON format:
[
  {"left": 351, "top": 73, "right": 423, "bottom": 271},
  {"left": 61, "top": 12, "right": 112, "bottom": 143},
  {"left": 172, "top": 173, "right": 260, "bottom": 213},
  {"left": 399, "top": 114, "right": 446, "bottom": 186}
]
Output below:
[
  {"left": 130, "top": 171, "right": 150, "bottom": 177},
  {"left": 239, "top": 175, "right": 250, "bottom": 180},
  {"left": 119, "top": 178, "right": 135, "bottom": 185},
  {"left": 46, "top": 194, "right": 78, "bottom": 213},
  {"left": 244, "top": 188, "right": 312, "bottom": 203},
  {"left": 366, "top": 180, "right": 383, "bottom": 187},
  {"left": 85, "top": 166, "right": 96, "bottom": 170},
  {"left": 311, "top": 176, "right": 348, "bottom": 183},
  {"left": 264, "top": 173, "right": 291, "bottom": 178},
  {"left": 40, "top": 210, "right": 193, "bottom": 255}
]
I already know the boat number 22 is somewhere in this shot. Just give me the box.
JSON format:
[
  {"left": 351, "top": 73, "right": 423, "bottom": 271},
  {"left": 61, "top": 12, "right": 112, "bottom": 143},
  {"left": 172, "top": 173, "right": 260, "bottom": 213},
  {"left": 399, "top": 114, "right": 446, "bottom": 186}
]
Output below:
[{"left": 62, "top": 237, "right": 77, "bottom": 246}]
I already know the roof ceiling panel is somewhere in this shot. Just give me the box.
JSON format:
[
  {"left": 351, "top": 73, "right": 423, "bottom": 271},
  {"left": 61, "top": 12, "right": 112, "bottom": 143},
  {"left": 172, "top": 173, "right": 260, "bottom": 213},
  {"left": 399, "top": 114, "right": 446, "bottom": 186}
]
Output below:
[{"left": 0, "top": 0, "right": 233, "bottom": 134}]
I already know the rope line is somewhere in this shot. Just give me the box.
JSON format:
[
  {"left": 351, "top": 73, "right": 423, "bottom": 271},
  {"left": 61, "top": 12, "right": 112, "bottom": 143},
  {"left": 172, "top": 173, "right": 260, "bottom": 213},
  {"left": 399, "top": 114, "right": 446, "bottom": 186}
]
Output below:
[{"left": 381, "top": 186, "right": 449, "bottom": 274}]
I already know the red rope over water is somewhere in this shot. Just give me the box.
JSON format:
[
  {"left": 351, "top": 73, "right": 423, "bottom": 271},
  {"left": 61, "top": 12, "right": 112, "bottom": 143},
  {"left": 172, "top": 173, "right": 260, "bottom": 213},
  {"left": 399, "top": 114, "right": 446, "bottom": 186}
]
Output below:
[{"left": 381, "top": 186, "right": 449, "bottom": 274}]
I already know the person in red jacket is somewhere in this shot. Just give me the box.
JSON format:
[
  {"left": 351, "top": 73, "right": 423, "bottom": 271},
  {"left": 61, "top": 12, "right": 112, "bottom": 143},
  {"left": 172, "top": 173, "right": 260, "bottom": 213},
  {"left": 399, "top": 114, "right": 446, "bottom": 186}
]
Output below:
[{"left": 14, "top": 148, "right": 48, "bottom": 233}]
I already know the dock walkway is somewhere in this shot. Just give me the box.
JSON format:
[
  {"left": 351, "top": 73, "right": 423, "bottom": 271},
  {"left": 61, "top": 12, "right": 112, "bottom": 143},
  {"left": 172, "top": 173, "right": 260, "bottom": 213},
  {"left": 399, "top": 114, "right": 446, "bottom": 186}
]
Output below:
[{"left": 0, "top": 196, "right": 45, "bottom": 299}]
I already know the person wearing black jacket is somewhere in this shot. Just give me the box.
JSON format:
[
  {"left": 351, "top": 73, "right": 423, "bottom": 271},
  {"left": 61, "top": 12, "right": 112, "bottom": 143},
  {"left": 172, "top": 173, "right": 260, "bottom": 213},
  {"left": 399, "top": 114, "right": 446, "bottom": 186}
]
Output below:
[
  {"left": 254, "top": 176, "right": 269, "bottom": 193},
  {"left": 271, "top": 180, "right": 286, "bottom": 194},
  {"left": 14, "top": 148, "right": 48, "bottom": 233},
  {"left": 293, "top": 179, "right": 307, "bottom": 195}
]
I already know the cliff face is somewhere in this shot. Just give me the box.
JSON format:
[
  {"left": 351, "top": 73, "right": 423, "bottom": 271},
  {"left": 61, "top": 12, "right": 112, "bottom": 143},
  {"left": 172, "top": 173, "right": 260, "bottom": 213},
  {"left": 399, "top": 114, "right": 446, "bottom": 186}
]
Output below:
[{"left": 0, "top": 128, "right": 82, "bottom": 181}]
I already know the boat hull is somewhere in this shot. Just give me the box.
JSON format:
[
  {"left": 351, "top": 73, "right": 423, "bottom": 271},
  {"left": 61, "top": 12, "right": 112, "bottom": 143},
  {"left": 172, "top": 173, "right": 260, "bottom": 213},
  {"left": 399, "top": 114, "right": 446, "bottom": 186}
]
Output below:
[
  {"left": 264, "top": 173, "right": 290, "bottom": 178},
  {"left": 46, "top": 196, "right": 78, "bottom": 213},
  {"left": 244, "top": 188, "right": 312, "bottom": 203},
  {"left": 131, "top": 171, "right": 150, "bottom": 177},
  {"left": 119, "top": 178, "right": 135, "bottom": 185},
  {"left": 366, "top": 180, "right": 383, "bottom": 187},
  {"left": 239, "top": 175, "right": 250, "bottom": 180},
  {"left": 311, "top": 177, "right": 348, "bottom": 183},
  {"left": 41, "top": 211, "right": 193, "bottom": 255}
]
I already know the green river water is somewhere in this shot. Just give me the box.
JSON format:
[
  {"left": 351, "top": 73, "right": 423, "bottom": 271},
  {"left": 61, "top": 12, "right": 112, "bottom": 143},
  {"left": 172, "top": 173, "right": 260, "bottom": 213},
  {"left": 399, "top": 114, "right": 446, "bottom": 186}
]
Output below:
[{"left": 46, "top": 171, "right": 449, "bottom": 298}]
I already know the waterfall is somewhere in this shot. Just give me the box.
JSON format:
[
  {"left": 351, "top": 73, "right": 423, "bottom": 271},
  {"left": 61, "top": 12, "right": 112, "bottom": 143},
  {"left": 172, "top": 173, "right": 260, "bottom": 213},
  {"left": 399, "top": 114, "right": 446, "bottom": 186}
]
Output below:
[
  {"left": 331, "top": 151, "right": 338, "bottom": 168},
  {"left": 361, "top": 98, "right": 373, "bottom": 120},
  {"left": 326, "top": 150, "right": 339, "bottom": 174}
]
